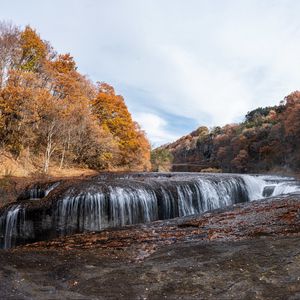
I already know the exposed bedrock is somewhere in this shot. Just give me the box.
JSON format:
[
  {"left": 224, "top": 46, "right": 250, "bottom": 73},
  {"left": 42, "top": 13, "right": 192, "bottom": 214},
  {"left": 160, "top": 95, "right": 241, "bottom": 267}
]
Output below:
[
  {"left": 0, "top": 173, "right": 299, "bottom": 248},
  {"left": 3, "top": 194, "right": 300, "bottom": 300}
]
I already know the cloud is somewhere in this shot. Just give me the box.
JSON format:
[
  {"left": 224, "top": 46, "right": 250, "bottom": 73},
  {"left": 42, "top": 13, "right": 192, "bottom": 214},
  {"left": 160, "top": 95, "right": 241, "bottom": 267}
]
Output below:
[
  {"left": 134, "top": 112, "right": 179, "bottom": 146},
  {"left": 2, "top": 0, "right": 300, "bottom": 145}
]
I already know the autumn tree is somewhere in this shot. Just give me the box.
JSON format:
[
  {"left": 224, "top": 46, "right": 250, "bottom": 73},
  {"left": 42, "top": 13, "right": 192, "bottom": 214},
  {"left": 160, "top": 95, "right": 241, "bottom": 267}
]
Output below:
[
  {"left": 0, "top": 22, "right": 21, "bottom": 89},
  {"left": 92, "top": 83, "right": 150, "bottom": 170},
  {"left": 164, "top": 91, "right": 300, "bottom": 173},
  {"left": 0, "top": 70, "right": 45, "bottom": 154},
  {"left": 19, "top": 26, "right": 47, "bottom": 72},
  {"left": 283, "top": 92, "right": 300, "bottom": 168},
  {"left": 231, "top": 150, "right": 249, "bottom": 172},
  {"left": 151, "top": 148, "right": 173, "bottom": 172},
  {"left": 0, "top": 22, "right": 151, "bottom": 173}
]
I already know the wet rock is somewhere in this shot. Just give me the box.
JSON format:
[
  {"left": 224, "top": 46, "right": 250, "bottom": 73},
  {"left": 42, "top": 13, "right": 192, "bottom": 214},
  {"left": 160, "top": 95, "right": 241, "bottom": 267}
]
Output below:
[
  {"left": 0, "top": 194, "right": 300, "bottom": 299},
  {"left": 23, "top": 194, "right": 300, "bottom": 251},
  {"left": 1, "top": 173, "right": 299, "bottom": 249}
]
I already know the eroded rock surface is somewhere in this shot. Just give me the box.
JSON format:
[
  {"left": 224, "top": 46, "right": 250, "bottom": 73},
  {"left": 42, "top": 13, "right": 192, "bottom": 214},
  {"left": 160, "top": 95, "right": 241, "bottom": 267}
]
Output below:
[
  {"left": 0, "top": 194, "right": 299, "bottom": 299},
  {"left": 1, "top": 173, "right": 299, "bottom": 249}
]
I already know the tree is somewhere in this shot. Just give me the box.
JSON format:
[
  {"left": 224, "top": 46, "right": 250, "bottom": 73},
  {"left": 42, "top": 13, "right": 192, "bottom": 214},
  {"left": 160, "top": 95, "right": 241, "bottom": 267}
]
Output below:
[
  {"left": 0, "top": 22, "right": 151, "bottom": 173},
  {"left": 151, "top": 148, "right": 173, "bottom": 172},
  {"left": 19, "top": 26, "right": 47, "bottom": 72},
  {"left": 0, "top": 22, "right": 21, "bottom": 89},
  {"left": 283, "top": 91, "right": 300, "bottom": 168},
  {"left": 92, "top": 83, "right": 150, "bottom": 170},
  {"left": 231, "top": 150, "right": 249, "bottom": 172},
  {"left": 163, "top": 91, "right": 300, "bottom": 173}
]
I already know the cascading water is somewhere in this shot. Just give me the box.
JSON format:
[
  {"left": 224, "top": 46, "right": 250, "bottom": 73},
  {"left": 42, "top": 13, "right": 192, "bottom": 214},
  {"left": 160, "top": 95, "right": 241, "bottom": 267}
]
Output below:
[
  {"left": 1, "top": 205, "right": 22, "bottom": 249},
  {"left": 17, "top": 181, "right": 61, "bottom": 201},
  {"left": 0, "top": 173, "right": 299, "bottom": 249}
]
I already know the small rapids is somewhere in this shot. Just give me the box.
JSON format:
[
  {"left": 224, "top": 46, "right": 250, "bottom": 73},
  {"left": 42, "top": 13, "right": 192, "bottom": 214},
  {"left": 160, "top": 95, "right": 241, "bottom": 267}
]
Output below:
[{"left": 0, "top": 173, "right": 299, "bottom": 249}]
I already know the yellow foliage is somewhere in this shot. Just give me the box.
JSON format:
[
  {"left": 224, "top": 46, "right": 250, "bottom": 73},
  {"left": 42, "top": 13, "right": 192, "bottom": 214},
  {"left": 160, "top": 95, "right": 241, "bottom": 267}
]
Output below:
[{"left": 0, "top": 23, "right": 151, "bottom": 172}]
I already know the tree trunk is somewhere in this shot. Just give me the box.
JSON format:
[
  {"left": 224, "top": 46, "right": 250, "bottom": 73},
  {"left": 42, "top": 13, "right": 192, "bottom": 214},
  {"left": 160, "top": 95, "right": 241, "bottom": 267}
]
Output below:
[
  {"left": 59, "top": 144, "right": 66, "bottom": 169},
  {"left": 43, "top": 123, "right": 56, "bottom": 174}
]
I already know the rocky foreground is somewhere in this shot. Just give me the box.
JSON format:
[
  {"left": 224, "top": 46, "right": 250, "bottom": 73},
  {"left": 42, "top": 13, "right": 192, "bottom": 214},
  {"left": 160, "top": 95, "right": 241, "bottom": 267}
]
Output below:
[{"left": 0, "top": 194, "right": 300, "bottom": 299}]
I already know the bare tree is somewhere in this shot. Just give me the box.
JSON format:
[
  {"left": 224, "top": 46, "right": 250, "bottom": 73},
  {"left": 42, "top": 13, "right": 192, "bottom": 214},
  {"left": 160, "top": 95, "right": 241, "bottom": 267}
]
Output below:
[{"left": 0, "top": 21, "right": 21, "bottom": 89}]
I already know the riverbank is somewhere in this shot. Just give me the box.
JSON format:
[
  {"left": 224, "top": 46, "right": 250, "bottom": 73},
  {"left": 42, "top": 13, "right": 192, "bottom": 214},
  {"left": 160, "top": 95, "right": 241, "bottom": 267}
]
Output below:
[
  {"left": 0, "top": 169, "right": 98, "bottom": 206},
  {"left": 0, "top": 194, "right": 299, "bottom": 299}
]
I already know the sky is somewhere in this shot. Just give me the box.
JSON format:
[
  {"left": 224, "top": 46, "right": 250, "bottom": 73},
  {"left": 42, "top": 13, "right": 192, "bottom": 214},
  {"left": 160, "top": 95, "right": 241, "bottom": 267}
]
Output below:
[{"left": 2, "top": 0, "right": 300, "bottom": 146}]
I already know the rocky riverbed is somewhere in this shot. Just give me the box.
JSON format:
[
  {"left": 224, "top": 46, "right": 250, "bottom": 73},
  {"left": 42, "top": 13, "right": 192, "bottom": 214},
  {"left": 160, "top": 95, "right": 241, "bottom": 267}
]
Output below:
[{"left": 0, "top": 194, "right": 300, "bottom": 299}]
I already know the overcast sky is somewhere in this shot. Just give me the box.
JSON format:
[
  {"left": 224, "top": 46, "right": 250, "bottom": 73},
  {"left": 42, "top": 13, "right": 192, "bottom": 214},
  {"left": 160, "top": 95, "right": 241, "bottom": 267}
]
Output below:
[{"left": 2, "top": 0, "right": 300, "bottom": 146}]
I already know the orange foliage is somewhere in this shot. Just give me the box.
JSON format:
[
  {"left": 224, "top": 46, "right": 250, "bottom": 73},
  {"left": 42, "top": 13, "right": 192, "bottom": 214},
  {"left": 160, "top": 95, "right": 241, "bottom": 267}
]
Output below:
[
  {"left": 92, "top": 83, "right": 150, "bottom": 170},
  {"left": 0, "top": 22, "right": 150, "bottom": 173},
  {"left": 165, "top": 90, "right": 300, "bottom": 172}
]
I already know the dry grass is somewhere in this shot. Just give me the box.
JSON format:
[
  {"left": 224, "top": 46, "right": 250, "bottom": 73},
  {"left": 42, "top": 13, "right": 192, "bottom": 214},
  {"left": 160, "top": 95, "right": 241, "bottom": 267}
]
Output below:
[
  {"left": 0, "top": 153, "right": 98, "bottom": 206},
  {"left": 201, "top": 167, "right": 222, "bottom": 173},
  {"left": 47, "top": 166, "right": 98, "bottom": 178},
  {"left": 0, "top": 152, "right": 98, "bottom": 178},
  {"left": 0, "top": 152, "right": 34, "bottom": 177}
]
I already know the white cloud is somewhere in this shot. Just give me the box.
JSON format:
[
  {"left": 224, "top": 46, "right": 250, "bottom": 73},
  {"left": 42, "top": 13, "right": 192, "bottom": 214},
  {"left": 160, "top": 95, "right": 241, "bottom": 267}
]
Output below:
[
  {"left": 133, "top": 112, "right": 179, "bottom": 146},
  {"left": 3, "top": 0, "right": 300, "bottom": 144},
  {"left": 156, "top": 45, "right": 252, "bottom": 125}
]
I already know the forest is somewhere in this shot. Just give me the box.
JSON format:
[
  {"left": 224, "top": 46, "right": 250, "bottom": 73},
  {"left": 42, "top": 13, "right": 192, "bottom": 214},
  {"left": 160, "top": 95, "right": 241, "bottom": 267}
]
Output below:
[
  {"left": 0, "top": 22, "right": 150, "bottom": 174},
  {"left": 1, "top": 21, "right": 300, "bottom": 176},
  {"left": 163, "top": 91, "right": 300, "bottom": 173}
]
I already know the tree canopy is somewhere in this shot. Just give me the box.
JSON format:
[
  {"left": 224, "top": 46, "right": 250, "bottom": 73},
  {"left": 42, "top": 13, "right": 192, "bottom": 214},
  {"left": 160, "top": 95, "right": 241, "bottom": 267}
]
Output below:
[
  {"left": 164, "top": 92, "right": 300, "bottom": 173},
  {"left": 0, "top": 22, "right": 150, "bottom": 173}
]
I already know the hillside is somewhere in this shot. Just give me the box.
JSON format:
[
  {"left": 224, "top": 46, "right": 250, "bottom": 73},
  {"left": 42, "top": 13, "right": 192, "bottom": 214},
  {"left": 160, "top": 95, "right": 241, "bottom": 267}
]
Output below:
[
  {"left": 163, "top": 92, "right": 300, "bottom": 173},
  {"left": 0, "top": 22, "right": 150, "bottom": 176}
]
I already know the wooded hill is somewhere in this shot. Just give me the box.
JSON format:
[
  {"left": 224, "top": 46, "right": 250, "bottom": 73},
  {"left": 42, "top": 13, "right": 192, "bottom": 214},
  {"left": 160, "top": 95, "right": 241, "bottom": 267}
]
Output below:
[
  {"left": 163, "top": 92, "right": 300, "bottom": 173},
  {"left": 0, "top": 22, "right": 150, "bottom": 174}
]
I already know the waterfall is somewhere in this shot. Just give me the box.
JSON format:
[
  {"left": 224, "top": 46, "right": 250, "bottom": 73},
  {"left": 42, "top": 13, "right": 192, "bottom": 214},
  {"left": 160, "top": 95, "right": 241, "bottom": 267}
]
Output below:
[
  {"left": 0, "top": 173, "right": 299, "bottom": 249},
  {"left": 272, "top": 183, "right": 300, "bottom": 196},
  {"left": 17, "top": 181, "right": 61, "bottom": 201},
  {"left": 55, "top": 186, "right": 159, "bottom": 234},
  {"left": 1, "top": 205, "right": 22, "bottom": 249},
  {"left": 243, "top": 174, "right": 300, "bottom": 199}
]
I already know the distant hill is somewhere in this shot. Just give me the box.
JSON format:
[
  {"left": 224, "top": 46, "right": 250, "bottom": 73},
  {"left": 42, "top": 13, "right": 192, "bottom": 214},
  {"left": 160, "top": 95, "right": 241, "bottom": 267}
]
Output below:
[{"left": 163, "top": 92, "right": 300, "bottom": 173}]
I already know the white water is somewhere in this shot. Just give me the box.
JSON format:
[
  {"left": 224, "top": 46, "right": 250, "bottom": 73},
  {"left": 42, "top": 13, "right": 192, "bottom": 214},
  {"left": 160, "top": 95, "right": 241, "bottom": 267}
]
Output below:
[
  {"left": 45, "top": 182, "right": 60, "bottom": 197},
  {"left": 272, "top": 182, "right": 300, "bottom": 196},
  {"left": 1, "top": 173, "right": 300, "bottom": 248},
  {"left": 242, "top": 174, "right": 300, "bottom": 200},
  {"left": 242, "top": 175, "right": 266, "bottom": 200},
  {"left": 27, "top": 181, "right": 61, "bottom": 200},
  {"left": 54, "top": 174, "right": 300, "bottom": 235},
  {"left": 3, "top": 205, "right": 21, "bottom": 249}
]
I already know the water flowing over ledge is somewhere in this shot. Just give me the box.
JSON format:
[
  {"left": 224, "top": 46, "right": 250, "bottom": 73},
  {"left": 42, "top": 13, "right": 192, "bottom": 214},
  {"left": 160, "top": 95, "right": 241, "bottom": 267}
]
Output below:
[{"left": 0, "top": 173, "right": 299, "bottom": 249}]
